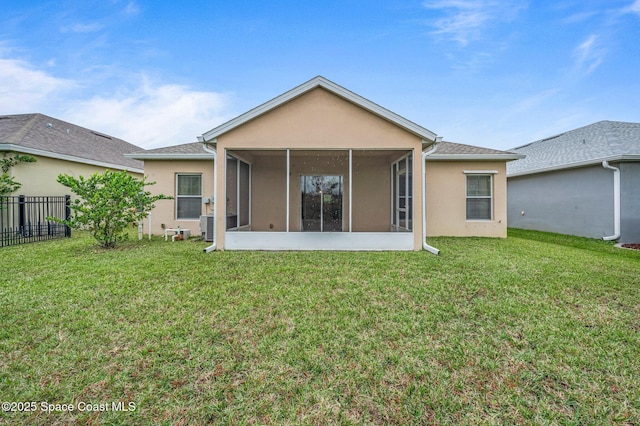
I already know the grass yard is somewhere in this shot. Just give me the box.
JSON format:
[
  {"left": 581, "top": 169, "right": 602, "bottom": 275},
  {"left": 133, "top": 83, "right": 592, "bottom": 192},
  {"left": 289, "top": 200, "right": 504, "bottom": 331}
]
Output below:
[{"left": 1, "top": 229, "right": 639, "bottom": 425}]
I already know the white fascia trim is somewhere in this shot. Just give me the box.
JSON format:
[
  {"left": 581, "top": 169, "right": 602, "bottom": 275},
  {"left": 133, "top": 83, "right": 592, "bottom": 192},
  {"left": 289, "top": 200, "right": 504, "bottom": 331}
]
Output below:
[
  {"left": 201, "top": 76, "right": 437, "bottom": 142},
  {"left": 124, "top": 153, "right": 214, "bottom": 160},
  {"left": 428, "top": 154, "right": 525, "bottom": 161},
  {"left": 507, "top": 155, "right": 640, "bottom": 178},
  {"left": 0, "top": 144, "right": 144, "bottom": 173}
]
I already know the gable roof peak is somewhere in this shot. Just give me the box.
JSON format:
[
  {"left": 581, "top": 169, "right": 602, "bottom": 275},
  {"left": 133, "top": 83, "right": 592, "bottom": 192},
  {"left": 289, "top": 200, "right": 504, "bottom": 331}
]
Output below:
[{"left": 200, "top": 76, "right": 437, "bottom": 143}]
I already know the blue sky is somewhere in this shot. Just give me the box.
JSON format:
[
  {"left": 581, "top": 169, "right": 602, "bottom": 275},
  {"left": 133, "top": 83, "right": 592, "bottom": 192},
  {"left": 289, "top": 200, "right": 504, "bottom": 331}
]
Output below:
[{"left": 1, "top": 0, "right": 639, "bottom": 150}]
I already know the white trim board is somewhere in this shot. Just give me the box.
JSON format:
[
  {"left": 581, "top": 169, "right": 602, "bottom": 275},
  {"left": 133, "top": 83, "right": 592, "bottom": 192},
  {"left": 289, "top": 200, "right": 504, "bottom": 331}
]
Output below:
[
  {"left": 125, "top": 153, "right": 214, "bottom": 160},
  {"left": 0, "top": 144, "right": 143, "bottom": 174},
  {"left": 224, "top": 231, "right": 414, "bottom": 251}
]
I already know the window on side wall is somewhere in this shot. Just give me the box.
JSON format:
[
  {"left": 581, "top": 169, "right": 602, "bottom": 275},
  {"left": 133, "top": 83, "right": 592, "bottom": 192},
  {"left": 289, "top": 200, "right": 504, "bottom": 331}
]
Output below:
[
  {"left": 176, "top": 174, "right": 202, "bottom": 220},
  {"left": 466, "top": 174, "right": 492, "bottom": 220}
]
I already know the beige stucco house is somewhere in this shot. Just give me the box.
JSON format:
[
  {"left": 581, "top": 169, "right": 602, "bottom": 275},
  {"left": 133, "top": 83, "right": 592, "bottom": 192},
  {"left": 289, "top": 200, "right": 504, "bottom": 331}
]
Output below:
[
  {"left": 127, "top": 76, "right": 522, "bottom": 252},
  {"left": 0, "top": 113, "right": 143, "bottom": 196}
]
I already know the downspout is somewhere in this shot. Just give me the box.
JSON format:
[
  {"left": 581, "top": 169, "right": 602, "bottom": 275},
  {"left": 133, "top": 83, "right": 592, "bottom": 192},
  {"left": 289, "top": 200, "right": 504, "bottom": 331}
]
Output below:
[
  {"left": 602, "top": 161, "right": 621, "bottom": 241},
  {"left": 422, "top": 141, "right": 440, "bottom": 255},
  {"left": 202, "top": 141, "right": 217, "bottom": 252}
]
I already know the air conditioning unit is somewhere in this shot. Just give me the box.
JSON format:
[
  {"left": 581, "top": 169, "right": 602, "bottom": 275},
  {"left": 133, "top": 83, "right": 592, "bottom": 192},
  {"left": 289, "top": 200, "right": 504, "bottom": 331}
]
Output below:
[{"left": 199, "top": 215, "right": 215, "bottom": 241}]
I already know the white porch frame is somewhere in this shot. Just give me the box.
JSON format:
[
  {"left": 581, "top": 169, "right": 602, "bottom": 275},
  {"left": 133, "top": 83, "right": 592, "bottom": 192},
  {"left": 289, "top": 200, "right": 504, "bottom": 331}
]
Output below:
[
  {"left": 225, "top": 153, "right": 252, "bottom": 231},
  {"left": 390, "top": 153, "right": 413, "bottom": 232}
]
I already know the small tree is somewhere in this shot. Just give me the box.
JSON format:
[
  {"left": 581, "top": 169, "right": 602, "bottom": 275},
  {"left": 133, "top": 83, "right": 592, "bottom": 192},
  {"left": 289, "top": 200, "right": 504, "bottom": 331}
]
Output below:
[
  {"left": 0, "top": 153, "right": 37, "bottom": 195},
  {"left": 50, "top": 170, "right": 171, "bottom": 248},
  {"left": 0, "top": 173, "right": 20, "bottom": 195}
]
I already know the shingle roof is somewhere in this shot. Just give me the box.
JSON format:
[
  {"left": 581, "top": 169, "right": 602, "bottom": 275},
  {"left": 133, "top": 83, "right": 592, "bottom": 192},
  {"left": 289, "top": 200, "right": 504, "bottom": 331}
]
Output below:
[
  {"left": 426, "top": 141, "right": 524, "bottom": 160},
  {"left": 129, "top": 139, "right": 522, "bottom": 162},
  {"left": 126, "top": 141, "right": 214, "bottom": 160},
  {"left": 0, "top": 113, "right": 143, "bottom": 171},
  {"left": 507, "top": 120, "right": 640, "bottom": 176}
]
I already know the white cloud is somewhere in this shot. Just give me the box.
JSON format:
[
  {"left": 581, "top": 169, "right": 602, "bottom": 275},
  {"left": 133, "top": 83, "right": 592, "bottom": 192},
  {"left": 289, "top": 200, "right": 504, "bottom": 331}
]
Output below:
[
  {"left": 628, "top": 0, "right": 640, "bottom": 13},
  {"left": 573, "top": 34, "right": 604, "bottom": 75},
  {"left": 60, "top": 22, "right": 105, "bottom": 33},
  {"left": 562, "top": 10, "right": 598, "bottom": 24},
  {"left": 422, "top": 0, "right": 526, "bottom": 45},
  {"left": 0, "top": 57, "right": 75, "bottom": 112},
  {"left": 123, "top": 1, "right": 141, "bottom": 16},
  {"left": 63, "top": 77, "right": 230, "bottom": 149},
  {"left": 0, "top": 51, "right": 230, "bottom": 149},
  {"left": 512, "top": 88, "right": 560, "bottom": 112},
  {"left": 423, "top": 0, "right": 491, "bottom": 45}
]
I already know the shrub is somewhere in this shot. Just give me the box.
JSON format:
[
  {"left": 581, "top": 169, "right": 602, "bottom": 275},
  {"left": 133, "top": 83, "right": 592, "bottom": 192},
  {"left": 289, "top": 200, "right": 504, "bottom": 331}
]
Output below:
[{"left": 50, "top": 170, "right": 171, "bottom": 248}]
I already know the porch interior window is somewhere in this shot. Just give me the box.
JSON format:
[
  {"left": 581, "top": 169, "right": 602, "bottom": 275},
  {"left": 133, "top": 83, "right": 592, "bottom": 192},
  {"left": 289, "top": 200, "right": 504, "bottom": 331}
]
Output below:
[
  {"left": 301, "top": 175, "right": 343, "bottom": 232},
  {"left": 391, "top": 154, "right": 413, "bottom": 231}
]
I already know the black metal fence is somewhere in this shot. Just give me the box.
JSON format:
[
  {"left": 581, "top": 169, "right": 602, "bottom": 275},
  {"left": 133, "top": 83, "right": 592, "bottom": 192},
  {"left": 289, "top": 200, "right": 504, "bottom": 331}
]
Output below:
[{"left": 0, "top": 195, "right": 71, "bottom": 247}]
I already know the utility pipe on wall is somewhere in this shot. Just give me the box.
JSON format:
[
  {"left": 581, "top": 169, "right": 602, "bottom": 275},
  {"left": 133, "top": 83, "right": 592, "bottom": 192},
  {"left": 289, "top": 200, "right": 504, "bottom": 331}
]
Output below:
[
  {"left": 602, "top": 160, "right": 621, "bottom": 241},
  {"left": 422, "top": 141, "right": 440, "bottom": 255},
  {"left": 202, "top": 142, "right": 218, "bottom": 252}
]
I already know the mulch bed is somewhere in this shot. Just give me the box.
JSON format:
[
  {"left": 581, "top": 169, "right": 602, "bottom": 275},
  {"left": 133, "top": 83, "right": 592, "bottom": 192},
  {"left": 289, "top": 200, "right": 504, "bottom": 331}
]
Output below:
[{"left": 620, "top": 243, "right": 640, "bottom": 251}]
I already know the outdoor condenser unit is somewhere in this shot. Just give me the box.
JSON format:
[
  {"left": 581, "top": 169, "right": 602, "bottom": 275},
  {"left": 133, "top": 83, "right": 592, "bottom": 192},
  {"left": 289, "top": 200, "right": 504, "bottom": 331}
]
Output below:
[{"left": 199, "top": 215, "right": 214, "bottom": 241}]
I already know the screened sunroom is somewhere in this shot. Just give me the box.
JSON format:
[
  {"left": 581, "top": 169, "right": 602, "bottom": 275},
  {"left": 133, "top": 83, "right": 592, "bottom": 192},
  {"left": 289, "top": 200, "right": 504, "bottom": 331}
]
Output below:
[{"left": 221, "top": 148, "right": 418, "bottom": 250}]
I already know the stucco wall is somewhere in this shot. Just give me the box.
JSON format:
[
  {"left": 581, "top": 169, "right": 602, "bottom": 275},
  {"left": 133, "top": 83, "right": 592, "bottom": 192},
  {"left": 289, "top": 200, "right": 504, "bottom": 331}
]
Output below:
[
  {"left": 249, "top": 152, "right": 288, "bottom": 232},
  {"left": 218, "top": 88, "right": 423, "bottom": 150},
  {"left": 351, "top": 153, "right": 392, "bottom": 232},
  {"left": 9, "top": 155, "right": 143, "bottom": 196},
  {"left": 507, "top": 165, "right": 613, "bottom": 238},
  {"left": 620, "top": 162, "right": 640, "bottom": 243},
  {"left": 426, "top": 160, "right": 508, "bottom": 238},
  {"left": 143, "top": 159, "right": 214, "bottom": 236},
  {"left": 215, "top": 87, "right": 424, "bottom": 249}
]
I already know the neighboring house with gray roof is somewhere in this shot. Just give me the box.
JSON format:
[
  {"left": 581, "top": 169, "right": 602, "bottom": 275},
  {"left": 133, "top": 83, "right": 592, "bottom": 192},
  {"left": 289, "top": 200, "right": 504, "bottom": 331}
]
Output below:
[
  {"left": 507, "top": 120, "right": 640, "bottom": 243},
  {"left": 0, "top": 113, "right": 144, "bottom": 196},
  {"left": 127, "top": 76, "right": 522, "bottom": 250}
]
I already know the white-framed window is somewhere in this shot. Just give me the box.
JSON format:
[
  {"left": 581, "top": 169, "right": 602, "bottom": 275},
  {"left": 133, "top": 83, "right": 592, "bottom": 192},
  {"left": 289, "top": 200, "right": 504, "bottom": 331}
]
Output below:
[
  {"left": 176, "top": 174, "right": 202, "bottom": 220},
  {"left": 466, "top": 173, "right": 493, "bottom": 220}
]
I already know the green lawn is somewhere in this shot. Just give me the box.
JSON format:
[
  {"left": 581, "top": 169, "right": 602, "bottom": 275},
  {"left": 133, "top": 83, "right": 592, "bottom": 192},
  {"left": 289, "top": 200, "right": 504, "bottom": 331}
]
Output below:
[{"left": 1, "top": 230, "right": 639, "bottom": 425}]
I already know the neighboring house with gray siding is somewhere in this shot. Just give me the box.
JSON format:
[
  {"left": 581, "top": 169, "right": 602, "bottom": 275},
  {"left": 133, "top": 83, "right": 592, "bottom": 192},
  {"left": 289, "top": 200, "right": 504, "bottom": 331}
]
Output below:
[{"left": 507, "top": 121, "right": 640, "bottom": 243}]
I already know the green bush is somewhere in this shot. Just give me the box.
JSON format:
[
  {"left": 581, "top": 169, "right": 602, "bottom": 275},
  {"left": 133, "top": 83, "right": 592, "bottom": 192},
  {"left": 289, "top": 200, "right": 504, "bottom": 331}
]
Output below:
[{"left": 51, "top": 170, "right": 171, "bottom": 248}]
